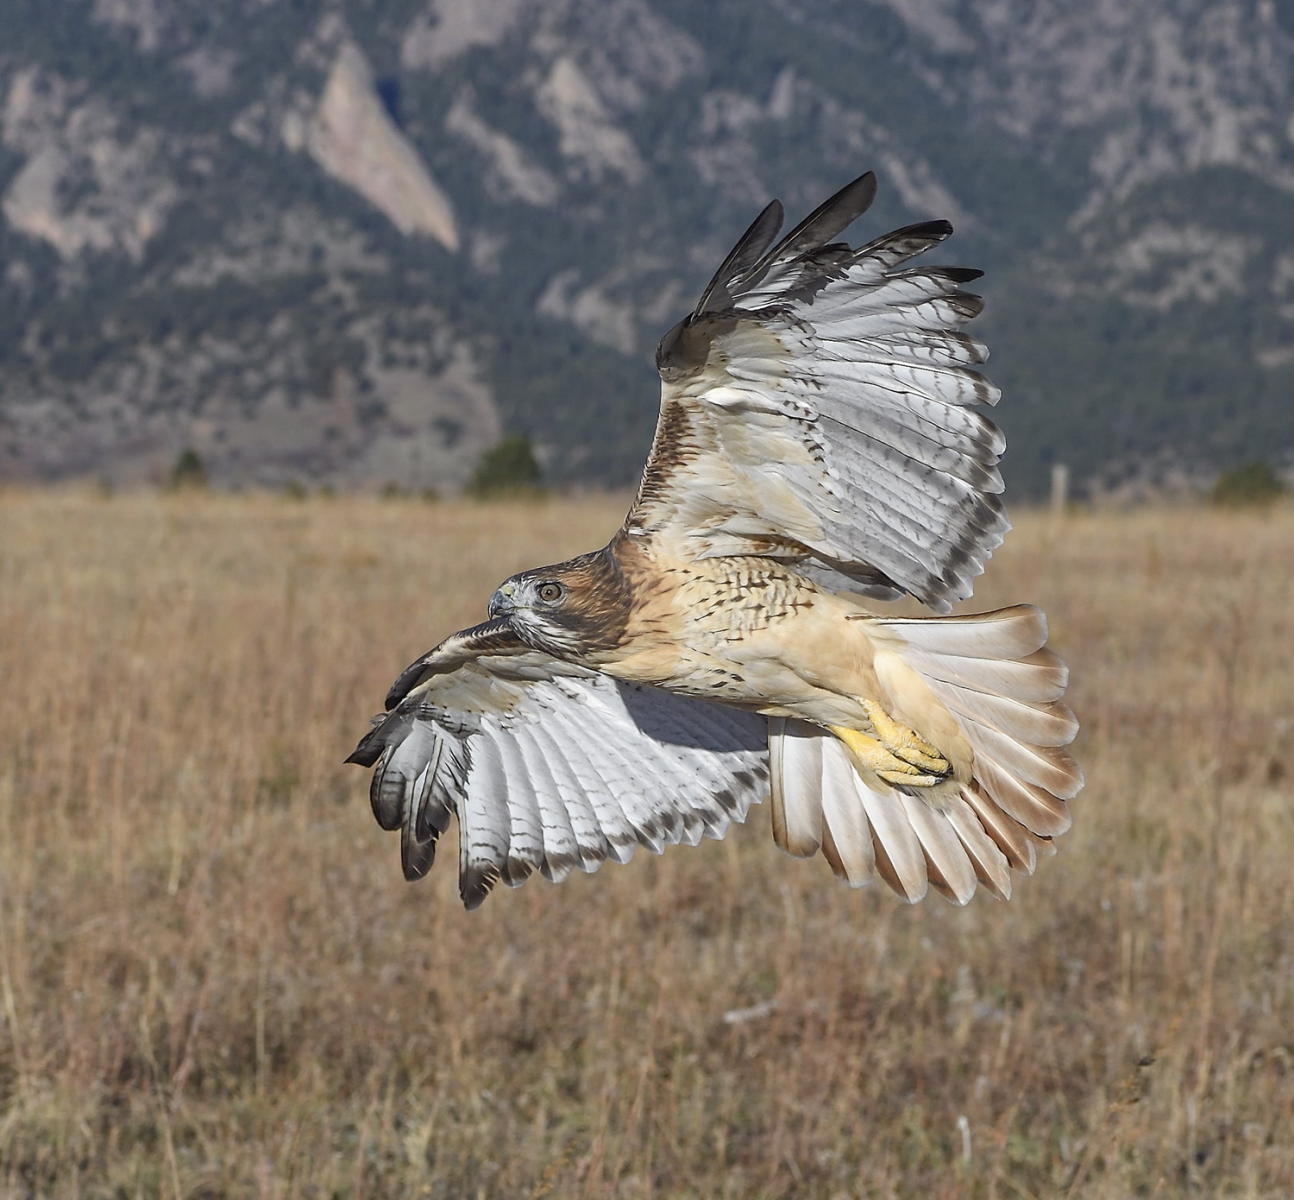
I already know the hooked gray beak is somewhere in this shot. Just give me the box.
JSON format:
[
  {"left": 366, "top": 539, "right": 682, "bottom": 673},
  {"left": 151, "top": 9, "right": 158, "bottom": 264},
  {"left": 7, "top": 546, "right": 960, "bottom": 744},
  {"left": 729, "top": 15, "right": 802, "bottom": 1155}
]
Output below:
[{"left": 488, "top": 584, "right": 515, "bottom": 619}]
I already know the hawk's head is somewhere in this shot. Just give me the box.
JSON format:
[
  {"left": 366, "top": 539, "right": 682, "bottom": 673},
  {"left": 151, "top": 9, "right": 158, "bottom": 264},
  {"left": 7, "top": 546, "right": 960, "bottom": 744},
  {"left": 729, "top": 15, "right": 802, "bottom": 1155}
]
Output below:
[{"left": 488, "top": 546, "right": 632, "bottom": 659}]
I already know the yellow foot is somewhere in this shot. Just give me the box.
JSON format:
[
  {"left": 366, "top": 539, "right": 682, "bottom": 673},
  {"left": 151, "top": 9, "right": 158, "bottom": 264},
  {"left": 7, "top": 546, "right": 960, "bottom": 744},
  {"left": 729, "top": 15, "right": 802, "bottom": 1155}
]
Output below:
[
  {"left": 861, "top": 700, "right": 951, "bottom": 775},
  {"left": 829, "top": 702, "right": 952, "bottom": 789}
]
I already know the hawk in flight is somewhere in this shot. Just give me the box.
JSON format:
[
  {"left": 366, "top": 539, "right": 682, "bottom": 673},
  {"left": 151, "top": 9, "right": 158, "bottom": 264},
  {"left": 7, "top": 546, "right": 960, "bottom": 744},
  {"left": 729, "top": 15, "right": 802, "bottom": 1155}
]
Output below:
[{"left": 349, "top": 171, "right": 1081, "bottom": 909}]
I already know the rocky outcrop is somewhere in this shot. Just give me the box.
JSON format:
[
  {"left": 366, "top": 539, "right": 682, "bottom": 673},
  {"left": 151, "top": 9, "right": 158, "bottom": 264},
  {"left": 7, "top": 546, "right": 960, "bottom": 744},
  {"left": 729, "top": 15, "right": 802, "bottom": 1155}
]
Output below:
[
  {"left": 1, "top": 69, "right": 177, "bottom": 260},
  {"left": 446, "top": 95, "right": 560, "bottom": 206},
  {"left": 401, "top": 0, "right": 528, "bottom": 69},
  {"left": 304, "top": 42, "right": 459, "bottom": 249},
  {"left": 535, "top": 56, "right": 644, "bottom": 182}
]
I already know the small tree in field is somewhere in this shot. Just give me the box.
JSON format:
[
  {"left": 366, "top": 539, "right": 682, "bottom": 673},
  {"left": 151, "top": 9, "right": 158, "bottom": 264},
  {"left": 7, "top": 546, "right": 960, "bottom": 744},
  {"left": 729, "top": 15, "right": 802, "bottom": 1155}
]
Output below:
[
  {"left": 1210, "top": 460, "right": 1288, "bottom": 508},
  {"left": 168, "top": 447, "right": 208, "bottom": 490},
  {"left": 467, "top": 433, "right": 543, "bottom": 499}
]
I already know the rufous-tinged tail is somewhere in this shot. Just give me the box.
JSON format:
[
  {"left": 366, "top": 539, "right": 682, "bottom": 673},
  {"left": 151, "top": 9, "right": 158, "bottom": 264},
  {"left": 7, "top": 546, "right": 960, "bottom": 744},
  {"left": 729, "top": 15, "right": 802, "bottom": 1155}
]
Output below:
[{"left": 768, "top": 604, "right": 1081, "bottom": 904}]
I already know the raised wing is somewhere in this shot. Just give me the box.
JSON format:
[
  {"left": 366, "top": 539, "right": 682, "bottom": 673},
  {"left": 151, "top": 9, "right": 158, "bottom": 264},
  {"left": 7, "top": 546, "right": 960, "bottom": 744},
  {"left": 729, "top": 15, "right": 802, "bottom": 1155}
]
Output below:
[
  {"left": 627, "top": 171, "right": 1009, "bottom": 612},
  {"left": 348, "top": 621, "right": 769, "bottom": 909}
]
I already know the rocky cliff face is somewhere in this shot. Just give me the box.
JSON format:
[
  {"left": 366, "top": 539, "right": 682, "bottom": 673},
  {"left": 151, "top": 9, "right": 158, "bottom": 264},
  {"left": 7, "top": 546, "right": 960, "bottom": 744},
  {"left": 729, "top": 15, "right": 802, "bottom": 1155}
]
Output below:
[
  {"left": 304, "top": 39, "right": 459, "bottom": 248},
  {"left": 2, "top": 67, "right": 179, "bottom": 261},
  {"left": 0, "top": 0, "right": 1289, "bottom": 495}
]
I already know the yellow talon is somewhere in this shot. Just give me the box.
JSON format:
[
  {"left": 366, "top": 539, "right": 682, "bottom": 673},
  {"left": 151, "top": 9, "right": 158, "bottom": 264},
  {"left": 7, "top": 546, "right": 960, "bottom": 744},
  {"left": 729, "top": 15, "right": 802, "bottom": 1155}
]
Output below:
[
  {"left": 862, "top": 699, "right": 951, "bottom": 776},
  {"left": 828, "top": 703, "right": 952, "bottom": 790},
  {"left": 827, "top": 726, "right": 945, "bottom": 790},
  {"left": 828, "top": 726, "right": 895, "bottom": 772}
]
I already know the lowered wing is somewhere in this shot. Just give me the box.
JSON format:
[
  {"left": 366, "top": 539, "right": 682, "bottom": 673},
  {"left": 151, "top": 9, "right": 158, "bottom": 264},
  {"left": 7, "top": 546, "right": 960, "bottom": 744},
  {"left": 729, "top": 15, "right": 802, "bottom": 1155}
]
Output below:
[
  {"left": 348, "top": 621, "right": 769, "bottom": 909},
  {"left": 349, "top": 620, "right": 1066, "bottom": 909},
  {"left": 626, "top": 171, "right": 1009, "bottom": 612}
]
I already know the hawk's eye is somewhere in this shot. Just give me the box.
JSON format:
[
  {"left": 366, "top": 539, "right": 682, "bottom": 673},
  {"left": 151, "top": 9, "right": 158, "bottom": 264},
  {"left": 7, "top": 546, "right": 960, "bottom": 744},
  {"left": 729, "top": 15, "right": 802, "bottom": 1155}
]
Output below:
[{"left": 536, "top": 581, "right": 564, "bottom": 604}]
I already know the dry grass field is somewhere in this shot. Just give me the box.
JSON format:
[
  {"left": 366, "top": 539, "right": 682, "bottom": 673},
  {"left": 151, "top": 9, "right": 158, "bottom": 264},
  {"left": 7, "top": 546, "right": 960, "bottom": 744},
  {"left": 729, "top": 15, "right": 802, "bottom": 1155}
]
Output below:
[{"left": 2, "top": 488, "right": 1293, "bottom": 1198}]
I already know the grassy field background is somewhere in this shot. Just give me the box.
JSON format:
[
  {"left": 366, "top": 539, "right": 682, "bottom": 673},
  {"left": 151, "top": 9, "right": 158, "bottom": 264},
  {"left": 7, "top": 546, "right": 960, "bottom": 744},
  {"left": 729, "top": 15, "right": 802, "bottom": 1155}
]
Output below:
[{"left": 2, "top": 488, "right": 1293, "bottom": 1198}]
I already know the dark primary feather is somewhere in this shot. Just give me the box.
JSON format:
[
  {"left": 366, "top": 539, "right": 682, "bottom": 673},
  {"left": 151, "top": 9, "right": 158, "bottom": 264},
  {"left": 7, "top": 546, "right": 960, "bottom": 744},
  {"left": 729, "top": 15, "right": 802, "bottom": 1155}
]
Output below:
[
  {"left": 693, "top": 198, "right": 784, "bottom": 317},
  {"left": 689, "top": 171, "right": 881, "bottom": 322},
  {"left": 775, "top": 171, "right": 878, "bottom": 258},
  {"left": 848, "top": 218, "right": 953, "bottom": 272}
]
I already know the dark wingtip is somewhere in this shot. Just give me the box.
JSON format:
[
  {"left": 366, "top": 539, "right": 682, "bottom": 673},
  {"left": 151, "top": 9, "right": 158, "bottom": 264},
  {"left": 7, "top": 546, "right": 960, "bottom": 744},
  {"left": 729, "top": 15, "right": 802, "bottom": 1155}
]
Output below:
[
  {"left": 693, "top": 197, "right": 785, "bottom": 317},
  {"left": 384, "top": 653, "right": 434, "bottom": 710},
  {"left": 881, "top": 218, "right": 954, "bottom": 248},
  {"left": 401, "top": 831, "right": 438, "bottom": 881},
  {"left": 458, "top": 866, "right": 498, "bottom": 910},
  {"left": 346, "top": 722, "right": 386, "bottom": 767},
  {"left": 773, "top": 170, "right": 878, "bottom": 261}
]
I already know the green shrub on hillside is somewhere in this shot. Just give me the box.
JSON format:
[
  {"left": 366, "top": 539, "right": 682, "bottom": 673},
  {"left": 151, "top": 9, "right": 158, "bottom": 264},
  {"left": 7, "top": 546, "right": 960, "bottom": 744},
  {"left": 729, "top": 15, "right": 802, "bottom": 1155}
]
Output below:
[
  {"left": 168, "top": 448, "right": 208, "bottom": 490},
  {"left": 1210, "top": 460, "right": 1288, "bottom": 508},
  {"left": 466, "top": 434, "right": 543, "bottom": 499}
]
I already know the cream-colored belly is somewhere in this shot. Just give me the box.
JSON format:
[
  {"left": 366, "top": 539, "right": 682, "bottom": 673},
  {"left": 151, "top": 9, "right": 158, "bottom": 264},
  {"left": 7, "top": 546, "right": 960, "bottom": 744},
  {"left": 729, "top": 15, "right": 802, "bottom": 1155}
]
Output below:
[{"left": 601, "top": 558, "right": 881, "bottom": 727}]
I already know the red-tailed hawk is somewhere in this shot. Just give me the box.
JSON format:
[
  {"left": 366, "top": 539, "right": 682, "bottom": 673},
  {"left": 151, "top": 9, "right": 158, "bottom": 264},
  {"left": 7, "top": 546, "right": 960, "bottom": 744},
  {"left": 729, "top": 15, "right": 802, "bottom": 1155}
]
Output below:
[{"left": 348, "top": 171, "right": 1081, "bottom": 909}]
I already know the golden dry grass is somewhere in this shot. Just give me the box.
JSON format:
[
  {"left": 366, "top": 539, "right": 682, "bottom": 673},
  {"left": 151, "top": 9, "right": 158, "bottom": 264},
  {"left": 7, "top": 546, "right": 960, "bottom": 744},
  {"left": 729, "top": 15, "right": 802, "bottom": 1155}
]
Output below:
[{"left": 2, "top": 488, "right": 1293, "bottom": 1198}]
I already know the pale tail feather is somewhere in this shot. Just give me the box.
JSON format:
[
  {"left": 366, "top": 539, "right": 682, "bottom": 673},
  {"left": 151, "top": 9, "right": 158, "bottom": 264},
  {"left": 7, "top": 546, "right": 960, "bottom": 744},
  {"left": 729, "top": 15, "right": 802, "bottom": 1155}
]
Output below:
[
  {"left": 765, "top": 603, "right": 1080, "bottom": 905},
  {"left": 818, "top": 736, "right": 877, "bottom": 886},
  {"left": 768, "top": 716, "right": 825, "bottom": 858},
  {"left": 870, "top": 603, "right": 1079, "bottom": 890},
  {"left": 869, "top": 602, "right": 1082, "bottom": 812}
]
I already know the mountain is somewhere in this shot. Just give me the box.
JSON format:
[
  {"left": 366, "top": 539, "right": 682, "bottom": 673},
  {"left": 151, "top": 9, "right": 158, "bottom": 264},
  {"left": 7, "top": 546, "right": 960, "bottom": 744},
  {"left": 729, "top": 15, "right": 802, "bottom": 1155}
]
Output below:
[{"left": 1, "top": 0, "right": 1291, "bottom": 497}]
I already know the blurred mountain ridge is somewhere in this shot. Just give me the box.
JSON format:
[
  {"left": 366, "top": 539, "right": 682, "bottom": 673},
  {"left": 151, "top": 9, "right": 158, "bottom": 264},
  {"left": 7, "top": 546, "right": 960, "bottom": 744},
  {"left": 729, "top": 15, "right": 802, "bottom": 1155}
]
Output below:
[{"left": 1, "top": 0, "right": 1291, "bottom": 496}]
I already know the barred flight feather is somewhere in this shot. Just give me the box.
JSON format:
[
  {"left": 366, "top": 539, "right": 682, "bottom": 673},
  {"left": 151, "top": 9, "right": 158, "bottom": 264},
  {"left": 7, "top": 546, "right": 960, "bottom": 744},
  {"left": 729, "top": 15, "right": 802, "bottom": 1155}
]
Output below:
[
  {"left": 350, "top": 646, "right": 767, "bottom": 908},
  {"left": 633, "top": 181, "right": 1009, "bottom": 611}
]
